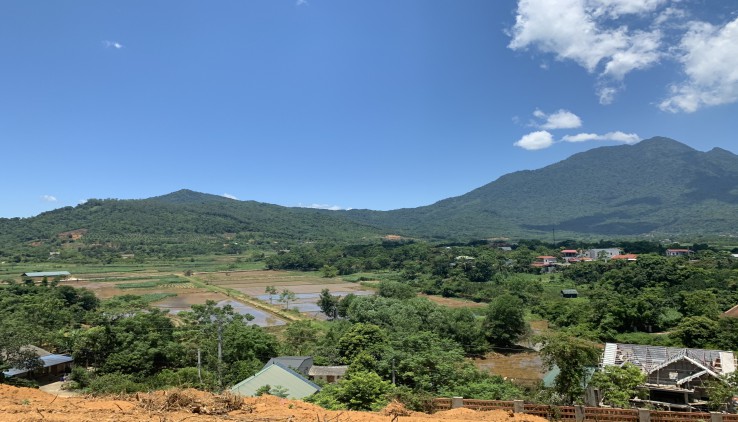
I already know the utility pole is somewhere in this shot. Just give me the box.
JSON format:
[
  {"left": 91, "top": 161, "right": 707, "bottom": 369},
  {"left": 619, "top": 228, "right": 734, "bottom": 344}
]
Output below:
[
  {"left": 197, "top": 348, "right": 202, "bottom": 384},
  {"left": 217, "top": 322, "right": 223, "bottom": 388}
]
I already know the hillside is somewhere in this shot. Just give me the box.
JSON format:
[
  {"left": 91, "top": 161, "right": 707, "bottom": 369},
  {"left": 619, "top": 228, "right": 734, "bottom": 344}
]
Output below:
[
  {"left": 342, "top": 137, "right": 738, "bottom": 238},
  {"left": 0, "top": 190, "right": 384, "bottom": 255}
]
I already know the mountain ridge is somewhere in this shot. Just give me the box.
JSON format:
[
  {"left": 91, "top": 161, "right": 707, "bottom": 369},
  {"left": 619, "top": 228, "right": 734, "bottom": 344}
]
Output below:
[{"left": 3, "top": 137, "right": 738, "bottom": 252}]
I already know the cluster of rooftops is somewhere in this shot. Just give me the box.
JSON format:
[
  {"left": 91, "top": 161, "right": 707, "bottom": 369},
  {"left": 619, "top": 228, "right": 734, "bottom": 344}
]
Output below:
[{"left": 532, "top": 247, "right": 695, "bottom": 268}]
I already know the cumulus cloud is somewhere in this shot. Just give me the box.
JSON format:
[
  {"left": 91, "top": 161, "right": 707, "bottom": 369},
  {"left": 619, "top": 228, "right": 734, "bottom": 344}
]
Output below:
[
  {"left": 509, "top": 0, "right": 663, "bottom": 76},
  {"left": 562, "top": 131, "right": 640, "bottom": 144},
  {"left": 514, "top": 130, "right": 554, "bottom": 150},
  {"left": 41, "top": 195, "right": 57, "bottom": 202},
  {"left": 103, "top": 40, "right": 124, "bottom": 49},
  {"left": 299, "top": 203, "right": 349, "bottom": 211},
  {"left": 588, "top": 0, "right": 667, "bottom": 19},
  {"left": 659, "top": 17, "right": 738, "bottom": 113},
  {"left": 508, "top": 0, "right": 664, "bottom": 104},
  {"left": 515, "top": 129, "right": 640, "bottom": 150},
  {"left": 533, "top": 109, "right": 582, "bottom": 129},
  {"left": 222, "top": 193, "right": 238, "bottom": 200},
  {"left": 509, "top": 1, "right": 738, "bottom": 111}
]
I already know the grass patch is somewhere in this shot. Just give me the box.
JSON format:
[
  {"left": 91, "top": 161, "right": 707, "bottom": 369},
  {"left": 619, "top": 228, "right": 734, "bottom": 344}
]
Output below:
[
  {"left": 117, "top": 275, "right": 188, "bottom": 289},
  {"left": 139, "top": 293, "right": 178, "bottom": 303},
  {"left": 342, "top": 271, "right": 398, "bottom": 283}
]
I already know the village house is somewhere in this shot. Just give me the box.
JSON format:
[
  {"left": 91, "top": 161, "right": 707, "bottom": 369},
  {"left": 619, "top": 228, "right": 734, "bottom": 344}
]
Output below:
[
  {"left": 560, "top": 249, "right": 579, "bottom": 262},
  {"left": 666, "top": 248, "right": 693, "bottom": 257},
  {"left": 585, "top": 248, "right": 622, "bottom": 260},
  {"left": 532, "top": 256, "right": 557, "bottom": 266},
  {"left": 611, "top": 253, "right": 638, "bottom": 261},
  {"left": 230, "top": 362, "right": 321, "bottom": 399},
  {"left": 597, "top": 343, "right": 736, "bottom": 410},
  {"left": 2, "top": 346, "right": 73, "bottom": 382},
  {"left": 560, "top": 289, "right": 578, "bottom": 298}
]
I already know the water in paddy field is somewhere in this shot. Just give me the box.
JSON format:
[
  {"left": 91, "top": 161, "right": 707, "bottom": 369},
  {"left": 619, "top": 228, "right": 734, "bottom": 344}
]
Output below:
[
  {"left": 215, "top": 299, "right": 287, "bottom": 327},
  {"left": 256, "top": 290, "right": 375, "bottom": 313},
  {"left": 154, "top": 298, "right": 287, "bottom": 327}
]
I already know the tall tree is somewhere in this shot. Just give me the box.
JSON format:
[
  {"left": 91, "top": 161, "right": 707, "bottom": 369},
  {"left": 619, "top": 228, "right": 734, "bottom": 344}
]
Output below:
[
  {"left": 483, "top": 294, "right": 528, "bottom": 347},
  {"left": 539, "top": 333, "right": 600, "bottom": 404}
]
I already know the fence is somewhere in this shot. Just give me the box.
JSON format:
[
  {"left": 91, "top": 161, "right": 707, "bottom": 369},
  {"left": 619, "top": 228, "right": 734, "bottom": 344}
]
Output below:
[{"left": 432, "top": 398, "right": 735, "bottom": 422}]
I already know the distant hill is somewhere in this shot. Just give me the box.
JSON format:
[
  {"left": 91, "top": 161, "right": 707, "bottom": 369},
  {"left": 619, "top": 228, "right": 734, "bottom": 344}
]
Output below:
[
  {"left": 3, "top": 137, "right": 738, "bottom": 255},
  {"left": 0, "top": 190, "right": 385, "bottom": 256},
  {"left": 341, "top": 137, "right": 738, "bottom": 239}
]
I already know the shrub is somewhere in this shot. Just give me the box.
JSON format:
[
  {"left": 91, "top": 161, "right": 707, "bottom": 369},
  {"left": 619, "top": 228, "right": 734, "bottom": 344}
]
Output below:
[{"left": 88, "top": 373, "right": 144, "bottom": 395}]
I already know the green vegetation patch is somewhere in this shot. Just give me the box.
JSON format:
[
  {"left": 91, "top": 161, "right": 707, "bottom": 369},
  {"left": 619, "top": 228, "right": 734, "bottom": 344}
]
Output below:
[
  {"left": 116, "top": 275, "right": 188, "bottom": 289},
  {"left": 138, "top": 292, "right": 178, "bottom": 303}
]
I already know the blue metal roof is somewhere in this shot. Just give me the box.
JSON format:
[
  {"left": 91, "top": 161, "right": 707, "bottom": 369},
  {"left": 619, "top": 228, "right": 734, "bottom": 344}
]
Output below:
[{"left": 2, "top": 354, "right": 73, "bottom": 377}]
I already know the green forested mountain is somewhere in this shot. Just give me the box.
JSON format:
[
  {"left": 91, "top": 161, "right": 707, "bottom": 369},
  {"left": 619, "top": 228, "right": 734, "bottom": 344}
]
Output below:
[
  {"left": 3, "top": 137, "right": 738, "bottom": 256},
  {"left": 0, "top": 190, "right": 384, "bottom": 257},
  {"left": 341, "top": 137, "right": 738, "bottom": 239}
]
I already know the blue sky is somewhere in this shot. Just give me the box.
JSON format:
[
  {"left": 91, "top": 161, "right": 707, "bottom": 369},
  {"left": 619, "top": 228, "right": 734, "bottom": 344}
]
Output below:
[{"left": 2, "top": 0, "right": 738, "bottom": 217}]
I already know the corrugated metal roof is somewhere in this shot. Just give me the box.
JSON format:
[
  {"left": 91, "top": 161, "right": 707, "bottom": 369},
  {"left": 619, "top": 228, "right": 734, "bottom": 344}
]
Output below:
[
  {"left": 266, "top": 356, "right": 312, "bottom": 375},
  {"left": 2, "top": 354, "right": 73, "bottom": 377},
  {"left": 602, "top": 343, "right": 735, "bottom": 375},
  {"left": 22, "top": 271, "right": 70, "bottom": 277},
  {"left": 230, "top": 362, "right": 320, "bottom": 399}
]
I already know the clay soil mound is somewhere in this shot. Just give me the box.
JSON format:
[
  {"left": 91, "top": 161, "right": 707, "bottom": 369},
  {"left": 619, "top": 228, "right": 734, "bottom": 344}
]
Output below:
[{"left": 0, "top": 384, "right": 547, "bottom": 422}]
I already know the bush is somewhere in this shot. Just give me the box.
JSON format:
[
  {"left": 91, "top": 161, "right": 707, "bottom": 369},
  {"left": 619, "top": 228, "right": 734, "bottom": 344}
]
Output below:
[
  {"left": 88, "top": 373, "right": 145, "bottom": 395},
  {"left": 151, "top": 367, "right": 217, "bottom": 391},
  {"left": 389, "top": 385, "right": 435, "bottom": 412},
  {"left": 69, "top": 366, "right": 91, "bottom": 388}
]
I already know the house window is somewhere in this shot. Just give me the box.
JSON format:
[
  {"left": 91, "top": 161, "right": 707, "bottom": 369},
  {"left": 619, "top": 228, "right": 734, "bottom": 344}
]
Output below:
[{"left": 669, "top": 371, "right": 678, "bottom": 380}]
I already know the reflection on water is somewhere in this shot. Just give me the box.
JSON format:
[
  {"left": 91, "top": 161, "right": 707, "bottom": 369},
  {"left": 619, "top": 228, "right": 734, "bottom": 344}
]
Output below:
[
  {"left": 154, "top": 299, "right": 287, "bottom": 327},
  {"left": 257, "top": 290, "right": 374, "bottom": 313}
]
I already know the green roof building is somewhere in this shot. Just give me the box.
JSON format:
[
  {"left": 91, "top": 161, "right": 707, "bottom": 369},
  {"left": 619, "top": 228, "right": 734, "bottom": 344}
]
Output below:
[{"left": 230, "top": 362, "right": 321, "bottom": 399}]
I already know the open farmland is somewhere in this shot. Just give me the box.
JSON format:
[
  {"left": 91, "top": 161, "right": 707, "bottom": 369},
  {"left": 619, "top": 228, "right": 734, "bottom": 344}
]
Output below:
[
  {"left": 197, "top": 270, "right": 375, "bottom": 317},
  {"left": 60, "top": 273, "right": 289, "bottom": 327}
]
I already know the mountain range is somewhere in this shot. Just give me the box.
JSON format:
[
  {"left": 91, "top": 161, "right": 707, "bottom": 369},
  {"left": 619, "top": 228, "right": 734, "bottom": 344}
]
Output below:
[{"left": 3, "top": 137, "right": 738, "bottom": 250}]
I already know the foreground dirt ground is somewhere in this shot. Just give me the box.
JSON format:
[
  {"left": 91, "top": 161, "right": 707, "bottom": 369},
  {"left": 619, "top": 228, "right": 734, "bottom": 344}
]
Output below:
[{"left": 0, "top": 385, "right": 547, "bottom": 422}]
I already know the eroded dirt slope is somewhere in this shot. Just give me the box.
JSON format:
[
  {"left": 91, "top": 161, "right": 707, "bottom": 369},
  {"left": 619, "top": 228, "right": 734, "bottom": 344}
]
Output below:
[{"left": 0, "top": 385, "right": 546, "bottom": 422}]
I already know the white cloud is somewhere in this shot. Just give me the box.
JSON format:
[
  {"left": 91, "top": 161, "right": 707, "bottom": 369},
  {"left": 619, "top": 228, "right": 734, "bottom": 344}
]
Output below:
[
  {"left": 562, "top": 131, "right": 640, "bottom": 143},
  {"left": 299, "top": 203, "right": 349, "bottom": 211},
  {"left": 514, "top": 130, "right": 555, "bottom": 150},
  {"left": 589, "top": 0, "right": 667, "bottom": 19},
  {"left": 103, "top": 40, "right": 124, "bottom": 49},
  {"left": 533, "top": 109, "right": 583, "bottom": 129},
  {"left": 41, "top": 195, "right": 57, "bottom": 202},
  {"left": 509, "top": 0, "right": 662, "bottom": 76},
  {"left": 222, "top": 193, "right": 238, "bottom": 200},
  {"left": 296, "top": 0, "right": 308, "bottom": 6},
  {"left": 508, "top": 0, "right": 663, "bottom": 103},
  {"left": 659, "top": 17, "right": 738, "bottom": 113},
  {"left": 653, "top": 7, "right": 688, "bottom": 28},
  {"left": 597, "top": 85, "right": 618, "bottom": 105}
]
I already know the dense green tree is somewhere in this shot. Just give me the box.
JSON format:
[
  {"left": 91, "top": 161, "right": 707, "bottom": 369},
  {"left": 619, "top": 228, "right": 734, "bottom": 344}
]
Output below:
[
  {"left": 377, "top": 280, "right": 416, "bottom": 300},
  {"left": 483, "top": 294, "right": 528, "bottom": 347},
  {"left": 337, "top": 323, "right": 388, "bottom": 363},
  {"left": 539, "top": 333, "right": 600, "bottom": 404},
  {"left": 590, "top": 363, "right": 646, "bottom": 407},
  {"left": 317, "top": 289, "right": 339, "bottom": 318},
  {"left": 282, "top": 320, "right": 323, "bottom": 356},
  {"left": 673, "top": 316, "right": 718, "bottom": 348}
]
